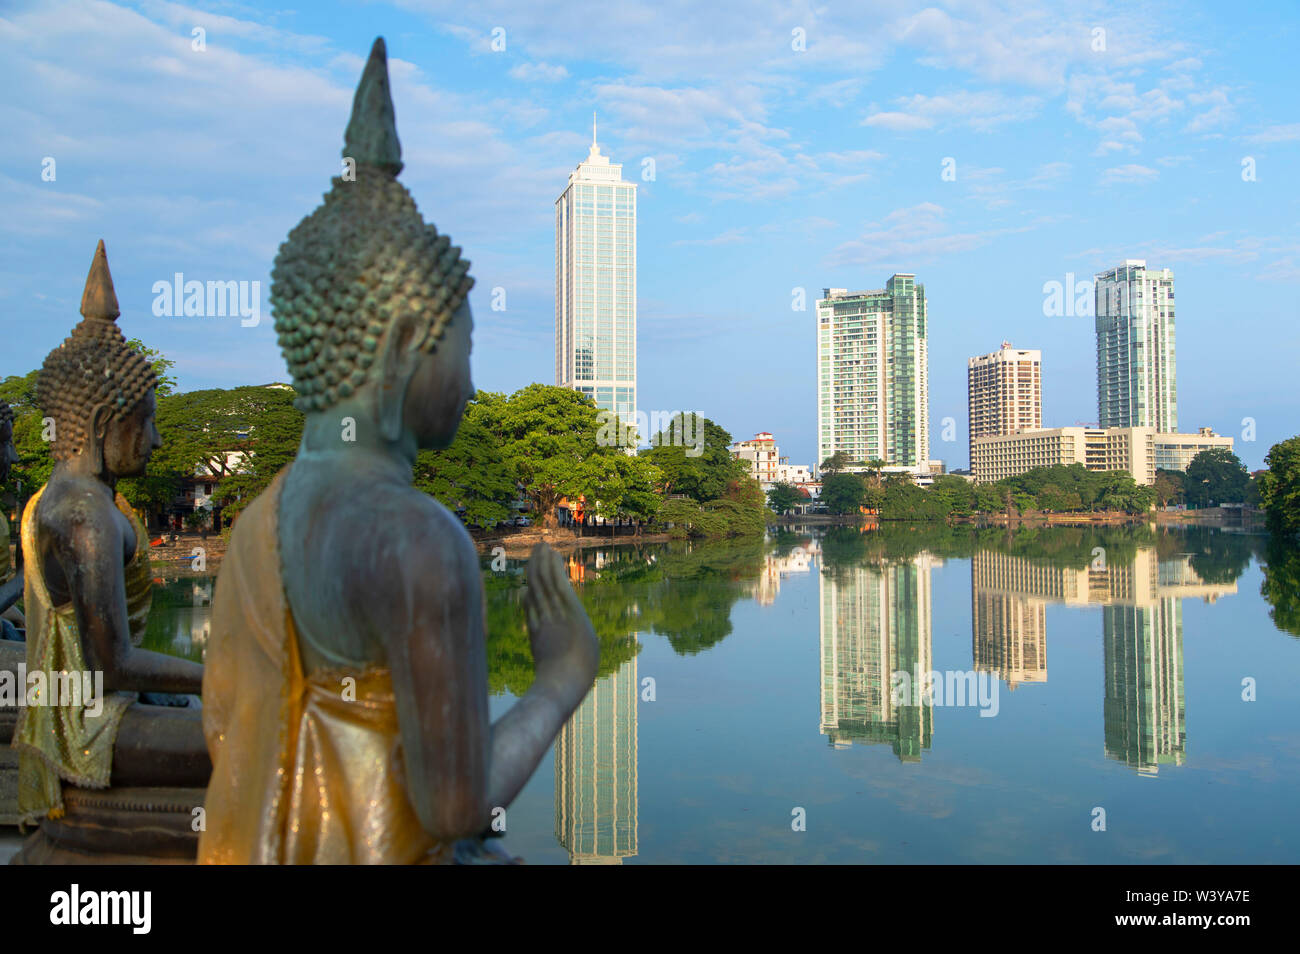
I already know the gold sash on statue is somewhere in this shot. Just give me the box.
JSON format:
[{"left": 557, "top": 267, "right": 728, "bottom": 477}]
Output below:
[
  {"left": 12, "top": 485, "right": 151, "bottom": 824},
  {"left": 199, "top": 470, "right": 448, "bottom": 863}
]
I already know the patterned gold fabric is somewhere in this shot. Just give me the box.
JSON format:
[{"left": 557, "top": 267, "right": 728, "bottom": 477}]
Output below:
[
  {"left": 12, "top": 485, "right": 150, "bottom": 825},
  {"left": 199, "top": 470, "right": 450, "bottom": 864}
]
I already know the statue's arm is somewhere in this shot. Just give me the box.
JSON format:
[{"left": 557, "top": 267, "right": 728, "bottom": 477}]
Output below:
[
  {"left": 58, "top": 510, "right": 204, "bottom": 694},
  {"left": 382, "top": 529, "right": 492, "bottom": 841},
  {"left": 382, "top": 530, "right": 597, "bottom": 842}
]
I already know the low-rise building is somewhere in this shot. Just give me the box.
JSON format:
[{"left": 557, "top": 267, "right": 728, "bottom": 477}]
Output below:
[
  {"left": 731, "top": 432, "right": 814, "bottom": 493},
  {"left": 972, "top": 426, "right": 1234, "bottom": 485}
]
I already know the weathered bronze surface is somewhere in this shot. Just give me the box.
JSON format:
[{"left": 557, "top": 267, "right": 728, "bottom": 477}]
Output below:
[
  {"left": 199, "top": 37, "right": 600, "bottom": 864},
  {"left": 9, "top": 241, "right": 208, "bottom": 862}
]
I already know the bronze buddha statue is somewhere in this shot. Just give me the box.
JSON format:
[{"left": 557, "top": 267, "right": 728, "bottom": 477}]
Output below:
[
  {"left": 10, "top": 241, "right": 209, "bottom": 861},
  {"left": 199, "top": 37, "right": 600, "bottom": 864}
]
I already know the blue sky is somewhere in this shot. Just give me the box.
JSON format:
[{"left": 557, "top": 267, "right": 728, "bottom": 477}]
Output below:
[{"left": 2, "top": 0, "right": 1297, "bottom": 469}]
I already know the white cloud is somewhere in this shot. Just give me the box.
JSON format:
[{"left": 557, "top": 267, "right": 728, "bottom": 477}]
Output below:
[
  {"left": 1101, "top": 164, "right": 1159, "bottom": 184},
  {"left": 508, "top": 61, "right": 569, "bottom": 82}
]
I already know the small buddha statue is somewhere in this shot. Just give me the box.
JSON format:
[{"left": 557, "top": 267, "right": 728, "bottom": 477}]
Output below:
[
  {"left": 199, "top": 37, "right": 600, "bottom": 864},
  {"left": 0, "top": 400, "right": 23, "bottom": 636},
  {"left": 12, "top": 240, "right": 210, "bottom": 834}
]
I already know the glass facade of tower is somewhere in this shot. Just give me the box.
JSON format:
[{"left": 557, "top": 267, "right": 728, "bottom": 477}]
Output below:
[
  {"left": 556, "top": 141, "right": 637, "bottom": 420},
  {"left": 1094, "top": 260, "right": 1177, "bottom": 432},
  {"left": 817, "top": 274, "right": 929, "bottom": 469},
  {"left": 819, "top": 556, "right": 936, "bottom": 761}
]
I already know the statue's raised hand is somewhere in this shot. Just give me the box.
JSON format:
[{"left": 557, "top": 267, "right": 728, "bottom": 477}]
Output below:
[{"left": 524, "top": 543, "right": 599, "bottom": 688}]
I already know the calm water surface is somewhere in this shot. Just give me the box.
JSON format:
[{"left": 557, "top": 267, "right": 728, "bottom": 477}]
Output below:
[{"left": 146, "top": 524, "right": 1300, "bottom": 864}]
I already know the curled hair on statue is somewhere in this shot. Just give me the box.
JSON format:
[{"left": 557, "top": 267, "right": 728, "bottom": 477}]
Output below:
[{"left": 270, "top": 38, "right": 472, "bottom": 415}]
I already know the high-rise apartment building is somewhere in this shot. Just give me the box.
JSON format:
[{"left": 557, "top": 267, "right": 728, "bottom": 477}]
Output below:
[
  {"left": 555, "top": 120, "right": 637, "bottom": 420},
  {"left": 1095, "top": 260, "right": 1177, "bottom": 431},
  {"left": 817, "top": 275, "right": 929, "bottom": 472},
  {"left": 967, "top": 342, "right": 1041, "bottom": 469}
]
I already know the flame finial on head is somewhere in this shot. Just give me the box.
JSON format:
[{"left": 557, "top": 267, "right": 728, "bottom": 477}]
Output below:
[
  {"left": 80, "top": 239, "right": 121, "bottom": 322},
  {"left": 343, "top": 37, "right": 403, "bottom": 176}
]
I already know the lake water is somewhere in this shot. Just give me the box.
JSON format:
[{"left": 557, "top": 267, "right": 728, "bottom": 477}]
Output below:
[{"left": 145, "top": 524, "right": 1300, "bottom": 864}]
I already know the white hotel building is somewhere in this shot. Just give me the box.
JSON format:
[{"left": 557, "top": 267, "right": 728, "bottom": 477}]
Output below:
[{"left": 555, "top": 122, "right": 637, "bottom": 421}]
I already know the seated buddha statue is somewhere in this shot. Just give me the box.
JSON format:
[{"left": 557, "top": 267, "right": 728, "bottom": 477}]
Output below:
[
  {"left": 199, "top": 37, "right": 600, "bottom": 864},
  {"left": 12, "top": 241, "right": 210, "bottom": 839}
]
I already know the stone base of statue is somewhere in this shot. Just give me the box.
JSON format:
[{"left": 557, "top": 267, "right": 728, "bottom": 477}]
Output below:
[{"left": 10, "top": 786, "right": 204, "bottom": 864}]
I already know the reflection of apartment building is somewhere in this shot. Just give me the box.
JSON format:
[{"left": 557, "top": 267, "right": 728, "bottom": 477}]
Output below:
[
  {"left": 968, "top": 342, "right": 1041, "bottom": 470},
  {"left": 554, "top": 659, "right": 638, "bottom": 864},
  {"left": 1103, "top": 600, "right": 1185, "bottom": 775},
  {"left": 819, "top": 554, "right": 938, "bottom": 761},
  {"left": 971, "top": 425, "right": 1233, "bottom": 485},
  {"left": 754, "top": 542, "right": 816, "bottom": 606},
  {"left": 971, "top": 591, "right": 1047, "bottom": 690},
  {"left": 970, "top": 546, "right": 1229, "bottom": 775}
]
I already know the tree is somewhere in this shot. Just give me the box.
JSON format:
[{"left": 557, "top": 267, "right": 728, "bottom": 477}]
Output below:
[
  {"left": 1153, "top": 469, "right": 1185, "bottom": 508},
  {"left": 113, "top": 385, "right": 307, "bottom": 526},
  {"left": 1258, "top": 436, "right": 1300, "bottom": 538},
  {"left": 641, "top": 415, "right": 747, "bottom": 502},
  {"left": 124, "top": 338, "right": 179, "bottom": 397},
  {"left": 819, "top": 451, "right": 853, "bottom": 476},
  {"left": 1185, "top": 448, "right": 1249, "bottom": 508},
  {"left": 767, "top": 481, "right": 804, "bottom": 515},
  {"left": 414, "top": 391, "right": 517, "bottom": 528},
  {"left": 821, "top": 472, "right": 867, "bottom": 515}
]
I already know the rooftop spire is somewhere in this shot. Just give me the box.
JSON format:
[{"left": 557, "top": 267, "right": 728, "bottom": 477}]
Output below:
[
  {"left": 593, "top": 109, "right": 597, "bottom": 149},
  {"left": 343, "top": 36, "right": 403, "bottom": 175},
  {"left": 79, "top": 239, "right": 120, "bottom": 322}
]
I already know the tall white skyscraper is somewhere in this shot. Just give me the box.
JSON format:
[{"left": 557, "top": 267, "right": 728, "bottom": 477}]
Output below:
[
  {"left": 1095, "top": 260, "right": 1177, "bottom": 432},
  {"left": 555, "top": 118, "right": 637, "bottom": 420}
]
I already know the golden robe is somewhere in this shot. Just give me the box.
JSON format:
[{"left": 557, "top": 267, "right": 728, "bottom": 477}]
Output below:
[
  {"left": 12, "top": 486, "right": 151, "bottom": 824},
  {"left": 199, "top": 470, "right": 448, "bottom": 864}
]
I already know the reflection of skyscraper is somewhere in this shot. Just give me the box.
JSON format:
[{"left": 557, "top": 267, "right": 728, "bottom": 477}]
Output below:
[
  {"left": 819, "top": 555, "right": 936, "bottom": 761},
  {"left": 971, "top": 587, "right": 1047, "bottom": 690},
  {"left": 970, "top": 546, "right": 1223, "bottom": 775},
  {"left": 554, "top": 659, "right": 638, "bottom": 863},
  {"left": 1103, "top": 600, "right": 1185, "bottom": 775}
]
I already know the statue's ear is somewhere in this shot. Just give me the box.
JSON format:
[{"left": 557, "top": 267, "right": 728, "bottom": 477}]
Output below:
[
  {"left": 88, "top": 402, "right": 112, "bottom": 474},
  {"left": 377, "top": 315, "right": 420, "bottom": 443}
]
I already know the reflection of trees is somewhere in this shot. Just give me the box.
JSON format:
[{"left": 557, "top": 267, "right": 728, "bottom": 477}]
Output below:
[
  {"left": 1260, "top": 538, "right": 1300, "bottom": 638},
  {"left": 485, "top": 572, "right": 641, "bottom": 697},
  {"left": 1177, "top": 526, "right": 1258, "bottom": 586},
  {"left": 483, "top": 539, "right": 765, "bottom": 695}
]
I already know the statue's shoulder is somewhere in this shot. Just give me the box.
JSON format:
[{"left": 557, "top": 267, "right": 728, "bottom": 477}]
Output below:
[{"left": 35, "top": 475, "right": 117, "bottom": 533}]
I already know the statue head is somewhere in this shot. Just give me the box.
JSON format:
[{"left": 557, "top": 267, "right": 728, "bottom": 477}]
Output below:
[
  {"left": 36, "top": 240, "right": 161, "bottom": 479},
  {"left": 0, "top": 400, "right": 15, "bottom": 486},
  {"left": 271, "top": 37, "right": 475, "bottom": 450}
]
